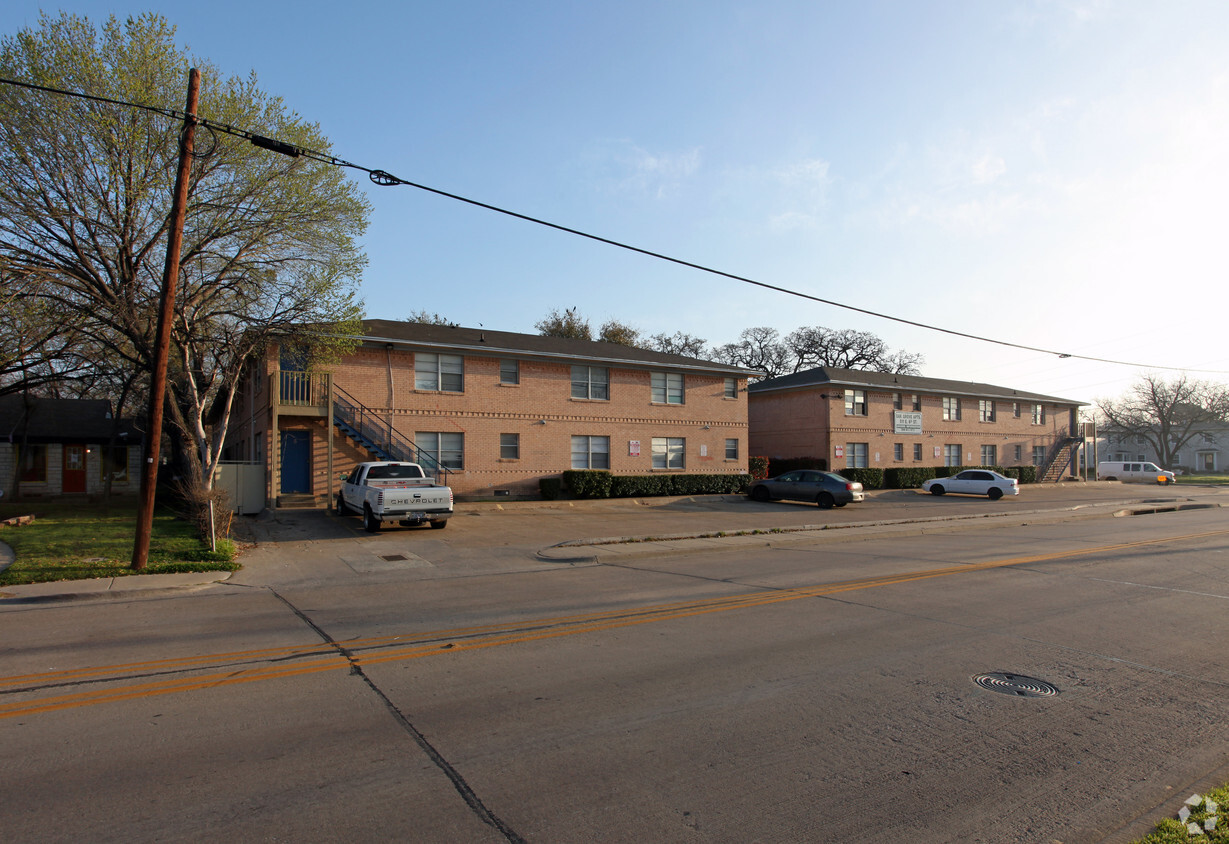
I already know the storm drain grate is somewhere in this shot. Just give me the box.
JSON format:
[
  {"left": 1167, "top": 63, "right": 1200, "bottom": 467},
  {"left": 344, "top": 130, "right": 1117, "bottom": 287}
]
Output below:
[
  {"left": 380, "top": 554, "right": 409, "bottom": 562},
  {"left": 973, "top": 672, "right": 1059, "bottom": 698}
]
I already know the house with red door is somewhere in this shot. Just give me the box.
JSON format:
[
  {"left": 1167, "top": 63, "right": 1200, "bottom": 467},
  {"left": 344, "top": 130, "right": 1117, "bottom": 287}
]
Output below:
[{"left": 0, "top": 395, "right": 142, "bottom": 499}]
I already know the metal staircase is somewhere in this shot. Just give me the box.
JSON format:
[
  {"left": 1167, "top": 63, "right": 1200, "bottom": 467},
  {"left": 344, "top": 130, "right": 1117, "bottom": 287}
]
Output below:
[
  {"left": 331, "top": 385, "right": 453, "bottom": 485},
  {"left": 1038, "top": 437, "right": 1083, "bottom": 483}
]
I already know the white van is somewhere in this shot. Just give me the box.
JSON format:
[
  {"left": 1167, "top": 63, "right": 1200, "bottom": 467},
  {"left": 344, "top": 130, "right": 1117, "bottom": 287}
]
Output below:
[{"left": 1097, "top": 461, "right": 1176, "bottom": 485}]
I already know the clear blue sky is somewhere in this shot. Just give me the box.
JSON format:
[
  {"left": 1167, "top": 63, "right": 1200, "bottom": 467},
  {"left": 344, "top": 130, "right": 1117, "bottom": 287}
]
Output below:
[{"left": 9, "top": 1, "right": 1229, "bottom": 408}]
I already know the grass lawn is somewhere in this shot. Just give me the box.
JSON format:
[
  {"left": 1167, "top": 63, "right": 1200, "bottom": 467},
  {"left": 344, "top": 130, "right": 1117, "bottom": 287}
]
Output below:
[
  {"left": 1174, "top": 473, "right": 1229, "bottom": 485},
  {"left": 1131, "top": 783, "right": 1228, "bottom": 842},
  {"left": 0, "top": 499, "right": 238, "bottom": 585}
]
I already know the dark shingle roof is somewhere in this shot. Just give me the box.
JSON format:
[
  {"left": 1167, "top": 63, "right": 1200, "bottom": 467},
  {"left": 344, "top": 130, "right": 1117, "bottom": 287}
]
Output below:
[
  {"left": 358, "top": 320, "right": 757, "bottom": 376},
  {"left": 0, "top": 396, "right": 143, "bottom": 443},
  {"left": 748, "top": 366, "right": 1085, "bottom": 406}
]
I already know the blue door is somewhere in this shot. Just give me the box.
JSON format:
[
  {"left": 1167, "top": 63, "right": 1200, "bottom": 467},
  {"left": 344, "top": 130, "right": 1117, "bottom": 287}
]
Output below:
[{"left": 280, "top": 431, "right": 311, "bottom": 494}]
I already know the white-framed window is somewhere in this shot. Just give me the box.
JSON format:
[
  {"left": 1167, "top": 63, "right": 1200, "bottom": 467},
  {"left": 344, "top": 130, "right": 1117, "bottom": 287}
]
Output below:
[
  {"left": 415, "top": 431, "right": 464, "bottom": 469},
  {"left": 725, "top": 438, "right": 739, "bottom": 459},
  {"left": 845, "top": 389, "right": 868, "bottom": 416},
  {"left": 893, "top": 393, "right": 903, "bottom": 410},
  {"left": 981, "top": 444, "right": 997, "bottom": 465},
  {"left": 1033, "top": 445, "right": 1047, "bottom": 465},
  {"left": 571, "top": 366, "right": 609, "bottom": 400},
  {"left": 499, "top": 359, "right": 519, "bottom": 385},
  {"left": 846, "top": 442, "right": 869, "bottom": 468},
  {"left": 1012, "top": 402, "right": 1021, "bottom": 418},
  {"left": 893, "top": 442, "right": 904, "bottom": 461},
  {"left": 1032, "top": 404, "right": 1046, "bottom": 425},
  {"left": 571, "top": 435, "right": 610, "bottom": 469},
  {"left": 979, "top": 400, "right": 996, "bottom": 423},
  {"left": 913, "top": 443, "right": 923, "bottom": 461},
  {"left": 942, "top": 397, "right": 961, "bottom": 421},
  {"left": 1014, "top": 445, "right": 1022, "bottom": 462},
  {"left": 415, "top": 353, "right": 464, "bottom": 392},
  {"left": 651, "top": 372, "right": 685, "bottom": 404},
  {"left": 500, "top": 433, "right": 519, "bottom": 460},
  {"left": 652, "top": 437, "right": 685, "bottom": 470},
  {"left": 944, "top": 444, "right": 962, "bottom": 466},
  {"left": 912, "top": 394, "right": 922, "bottom": 412},
  {"left": 724, "top": 378, "right": 737, "bottom": 398}
]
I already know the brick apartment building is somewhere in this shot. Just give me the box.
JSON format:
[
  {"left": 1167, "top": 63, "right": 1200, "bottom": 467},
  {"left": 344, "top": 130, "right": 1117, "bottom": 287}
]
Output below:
[
  {"left": 748, "top": 367, "right": 1087, "bottom": 480},
  {"left": 224, "top": 320, "right": 755, "bottom": 506}
]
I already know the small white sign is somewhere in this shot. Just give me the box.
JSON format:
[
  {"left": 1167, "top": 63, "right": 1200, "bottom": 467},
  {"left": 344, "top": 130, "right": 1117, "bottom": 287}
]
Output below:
[
  {"left": 629, "top": 440, "right": 640, "bottom": 457},
  {"left": 700, "top": 444, "right": 708, "bottom": 457}
]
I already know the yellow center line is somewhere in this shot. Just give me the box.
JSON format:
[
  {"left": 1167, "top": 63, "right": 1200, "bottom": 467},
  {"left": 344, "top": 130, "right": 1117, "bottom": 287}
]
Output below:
[{"left": 2, "top": 528, "right": 1225, "bottom": 720}]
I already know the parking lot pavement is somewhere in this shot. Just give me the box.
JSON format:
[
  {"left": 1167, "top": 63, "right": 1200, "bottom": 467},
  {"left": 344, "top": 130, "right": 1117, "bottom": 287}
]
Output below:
[{"left": 2, "top": 482, "right": 1223, "bottom": 602}]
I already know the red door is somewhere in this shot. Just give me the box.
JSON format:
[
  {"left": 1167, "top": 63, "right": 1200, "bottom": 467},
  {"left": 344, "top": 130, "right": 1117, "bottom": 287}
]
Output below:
[{"left": 63, "top": 444, "right": 87, "bottom": 493}]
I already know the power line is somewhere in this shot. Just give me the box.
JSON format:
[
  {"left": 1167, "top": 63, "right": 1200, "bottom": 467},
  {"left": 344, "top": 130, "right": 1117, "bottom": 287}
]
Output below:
[{"left": 4, "top": 75, "right": 1227, "bottom": 376}]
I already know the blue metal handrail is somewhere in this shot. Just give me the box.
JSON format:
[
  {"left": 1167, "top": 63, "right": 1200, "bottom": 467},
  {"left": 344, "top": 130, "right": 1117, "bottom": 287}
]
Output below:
[{"left": 331, "top": 384, "right": 452, "bottom": 485}]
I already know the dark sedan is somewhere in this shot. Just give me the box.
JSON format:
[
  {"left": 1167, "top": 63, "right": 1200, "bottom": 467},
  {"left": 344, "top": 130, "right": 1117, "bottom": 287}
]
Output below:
[{"left": 748, "top": 470, "right": 865, "bottom": 509}]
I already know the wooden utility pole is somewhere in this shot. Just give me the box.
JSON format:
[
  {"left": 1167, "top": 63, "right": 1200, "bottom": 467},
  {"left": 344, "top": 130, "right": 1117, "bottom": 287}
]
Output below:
[{"left": 132, "top": 68, "right": 199, "bottom": 570}]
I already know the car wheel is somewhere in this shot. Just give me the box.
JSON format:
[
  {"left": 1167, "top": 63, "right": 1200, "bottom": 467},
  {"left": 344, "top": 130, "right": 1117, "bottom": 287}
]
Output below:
[
  {"left": 750, "top": 486, "right": 771, "bottom": 502},
  {"left": 363, "top": 505, "right": 380, "bottom": 533},
  {"left": 429, "top": 519, "right": 448, "bottom": 530},
  {"left": 1103, "top": 476, "right": 1117, "bottom": 481},
  {"left": 336, "top": 493, "right": 349, "bottom": 515},
  {"left": 816, "top": 492, "right": 835, "bottom": 509},
  {"left": 987, "top": 487, "right": 1003, "bottom": 501},
  {"left": 834, "top": 501, "right": 848, "bottom": 507},
  {"left": 929, "top": 485, "right": 945, "bottom": 496}
]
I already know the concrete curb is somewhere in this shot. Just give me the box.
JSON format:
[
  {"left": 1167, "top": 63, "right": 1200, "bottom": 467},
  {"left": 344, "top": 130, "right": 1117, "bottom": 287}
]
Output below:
[{"left": 0, "top": 570, "right": 234, "bottom": 604}]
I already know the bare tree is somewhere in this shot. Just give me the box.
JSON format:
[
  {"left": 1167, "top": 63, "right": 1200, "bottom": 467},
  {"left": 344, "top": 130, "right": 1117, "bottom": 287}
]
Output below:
[
  {"left": 711, "top": 327, "right": 791, "bottom": 379},
  {"left": 1098, "top": 373, "right": 1229, "bottom": 469},
  {"left": 785, "top": 326, "right": 923, "bottom": 374},
  {"left": 0, "top": 12, "right": 369, "bottom": 490},
  {"left": 646, "top": 331, "right": 708, "bottom": 358},
  {"left": 405, "top": 310, "right": 455, "bottom": 325}
]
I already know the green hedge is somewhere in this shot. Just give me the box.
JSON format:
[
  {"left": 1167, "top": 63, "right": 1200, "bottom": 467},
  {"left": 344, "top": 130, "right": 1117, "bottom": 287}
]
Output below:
[
  {"left": 539, "top": 477, "right": 563, "bottom": 500},
  {"left": 561, "top": 471, "right": 751, "bottom": 499},
  {"left": 748, "top": 456, "right": 770, "bottom": 480},
  {"left": 767, "top": 456, "right": 828, "bottom": 476},
  {"left": 839, "top": 467, "right": 884, "bottom": 489},
  {"left": 883, "top": 466, "right": 939, "bottom": 488}
]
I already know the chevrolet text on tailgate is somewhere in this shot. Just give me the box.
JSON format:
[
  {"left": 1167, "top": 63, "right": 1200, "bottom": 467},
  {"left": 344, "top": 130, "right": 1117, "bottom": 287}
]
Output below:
[{"left": 336, "top": 461, "right": 454, "bottom": 532}]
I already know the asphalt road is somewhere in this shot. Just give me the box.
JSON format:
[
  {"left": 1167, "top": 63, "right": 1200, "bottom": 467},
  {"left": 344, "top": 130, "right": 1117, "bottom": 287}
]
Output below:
[{"left": 1, "top": 484, "right": 1227, "bottom": 843}]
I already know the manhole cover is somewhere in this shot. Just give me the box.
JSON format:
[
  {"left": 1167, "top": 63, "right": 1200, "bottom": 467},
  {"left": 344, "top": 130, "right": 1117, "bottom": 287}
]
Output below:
[
  {"left": 380, "top": 554, "right": 408, "bottom": 562},
  {"left": 972, "top": 672, "right": 1059, "bottom": 698}
]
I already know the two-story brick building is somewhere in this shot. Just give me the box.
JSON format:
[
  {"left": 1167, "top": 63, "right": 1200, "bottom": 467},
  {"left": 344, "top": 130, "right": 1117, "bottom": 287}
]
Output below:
[
  {"left": 225, "top": 320, "right": 756, "bottom": 506},
  {"left": 748, "top": 367, "right": 1087, "bottom": 479}
]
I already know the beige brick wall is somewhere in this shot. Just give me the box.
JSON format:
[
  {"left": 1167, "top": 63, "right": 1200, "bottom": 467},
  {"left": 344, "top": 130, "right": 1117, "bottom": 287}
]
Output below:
[
  {"left": 750, "top": 387, "right": 1076, "bottom": 470},
  {"left": 242, "top": 343, "right": 749, "bottom": 500}
]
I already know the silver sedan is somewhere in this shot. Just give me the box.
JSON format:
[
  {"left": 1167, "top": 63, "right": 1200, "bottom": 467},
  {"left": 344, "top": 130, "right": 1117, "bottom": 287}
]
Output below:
[{"left": 922, "top": 469, "right": 1019, "bottom": 500}]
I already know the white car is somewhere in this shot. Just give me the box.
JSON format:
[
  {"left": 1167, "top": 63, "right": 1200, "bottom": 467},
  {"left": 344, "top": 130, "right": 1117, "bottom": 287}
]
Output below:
[{"left": 922, "top": 470, "right": 1019, "bottom": 500}]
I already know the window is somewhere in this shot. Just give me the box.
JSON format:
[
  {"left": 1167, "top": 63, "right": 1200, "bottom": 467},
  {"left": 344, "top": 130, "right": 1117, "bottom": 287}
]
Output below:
[
  {"left": 18, "top": 444, "right": 47, "bottom": 482},
  {"left": 846, "top": 442, "right": 869, "bottom": 468},
  {"left": 415, "top": 353, "right": 464, "bottom": 392},
  {"left": 415, "top": 431, "right": 464, "bottom": 469},
  {"left": 1012, "top": 402, "right": 1021, "bottom": 418},
  {"left": 942, "top": 397, "right": 961, "bottom": 421},
  {"left": 1032, "top": 445, "right": 1047, "bottom": 466},
  {"left": 1014, "top": 445, "right": 1022, "bottom": 462},
  {"left": 844, "top": 389, "right": 868, "bottom": 416},
  {"left": 652, "top": 437, "right": 685, "bottom": 470},
  {"left": 499, "top": 359, "right": 519, "bottom": 385},
  {"left": 893, "top": 393, "right": 903, "bottom": 410},
  {"left": 1032, "top": 404, "right": 1046, "bottom": 424},
  {"left": 651, "top": 372, "right": 685, "bottom": 404},
  {"left": 979, "top": 400, "right": 996, "bottom": 423},
  {"left": 943, "top": 444, "right": 962, "bottom": 466},
  {"left": 500, "top": 433, "right": 519, "bottom": 460},
  {"left": 725, "top": 438, "right": 739, "bottom": 459},
  {"left": 913, "top": 443, "right": 923, "bottom": 461},
  {"left": 571, "top": 435, "right": 609, "bottom": 469},
  {"left": 571, "top": 366, "right": 609, "bottom": 400},
  {"left": 893, "top": 443, "right": 904, "bottom": 461},
  {"left": 911, "top": 394, "right": 921, "bottom": 412},
  {"left": 724, "top": 378, "right": 737, "bottom": 399},
  {"left": 105, "top": 446, "right": 130, "bottom": 481},
  {"left": 981, "top": 444, "right": 997, "bottom": 465}
]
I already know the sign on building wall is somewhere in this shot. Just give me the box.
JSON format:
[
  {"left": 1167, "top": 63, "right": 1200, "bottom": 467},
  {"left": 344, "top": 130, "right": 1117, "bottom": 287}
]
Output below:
[
  {"left": 629, "top": 440, "right": 640, "bottom": 457},
  {"left": 894, "top": 411, "right": 923, "bottom": 435},
  {"left": 834, "top": 444, "right": 845, "bottom": 458}
]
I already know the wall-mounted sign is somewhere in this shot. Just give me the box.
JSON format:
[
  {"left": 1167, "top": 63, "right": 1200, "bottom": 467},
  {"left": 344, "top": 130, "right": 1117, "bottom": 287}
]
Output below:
[
  {"left": 834, "top": 445, "right": 845, "bottom": 458},
  {"left": 893, "top": 411, "right": 923, "bottom": 435},
  {"left": 629, "top": 440, "right": 640, "bottom": 457}
]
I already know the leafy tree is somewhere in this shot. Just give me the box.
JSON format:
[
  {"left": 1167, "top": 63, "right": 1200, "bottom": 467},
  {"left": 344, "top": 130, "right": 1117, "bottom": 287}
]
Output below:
[
  {"left": 0, "top": 12, "right": 369, "bottom": 490},
  {"left": 405, "top": 310, "right": 455, "bottom": 325},
  {"left": 647, "top": 331, "right": 708, "bottom": 358},
  {"left": 598, "top": 318, "right": 640, "bottom": 346},
  {"left": 785, "top": 326, "right": 923, "bottom": 375},
  {"left": 536, "top": 307, "right": 592, "bottom": 340},
  {"left": 1097, "top": 374, "right": 1229, "bottom": 469}
]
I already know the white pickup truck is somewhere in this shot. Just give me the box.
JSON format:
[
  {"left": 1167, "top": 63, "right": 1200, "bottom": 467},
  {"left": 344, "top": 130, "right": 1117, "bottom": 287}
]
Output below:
[{"left": 336, "top": 461, "right": 454, "bottom": 532}]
